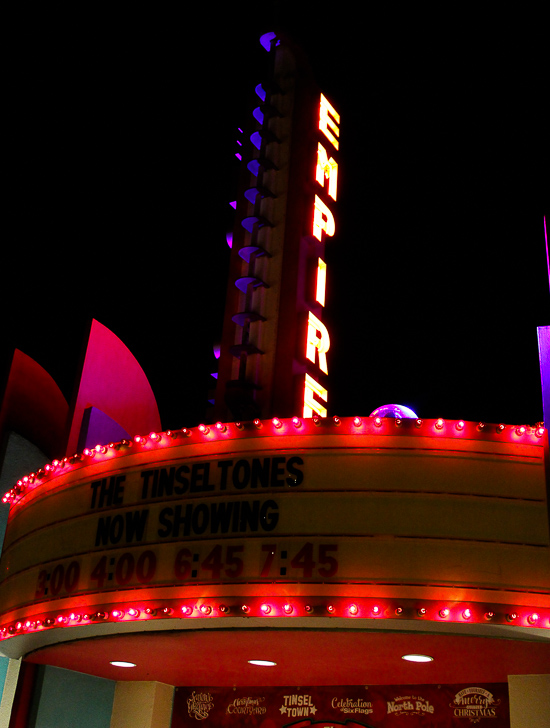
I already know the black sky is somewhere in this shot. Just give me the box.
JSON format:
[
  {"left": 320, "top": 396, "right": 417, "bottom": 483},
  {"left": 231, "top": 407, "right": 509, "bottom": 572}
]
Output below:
[{"left": 3, "top": 8, "right": 549, "bottom": 434}]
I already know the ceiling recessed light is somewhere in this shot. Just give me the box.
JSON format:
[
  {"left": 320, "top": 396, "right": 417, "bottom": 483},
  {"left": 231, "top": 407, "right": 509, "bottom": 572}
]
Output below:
[
  {"left": 401, "top": 654, "right": 433, "bottom": 663},
  {"left": 109, "top": 661, "right": 136, "bottom": 668},
  {"left": 248, "top": 659, "right": 276, "bottom": 666}
]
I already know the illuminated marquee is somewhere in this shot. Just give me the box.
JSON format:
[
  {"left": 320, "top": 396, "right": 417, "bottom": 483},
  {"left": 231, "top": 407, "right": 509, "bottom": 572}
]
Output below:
[{"left": 304, "top": 93, "right": 340, "bottom": 418}]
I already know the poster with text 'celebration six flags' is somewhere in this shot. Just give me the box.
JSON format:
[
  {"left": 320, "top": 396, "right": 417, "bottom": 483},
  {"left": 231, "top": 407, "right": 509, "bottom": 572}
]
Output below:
[{"left": 171, "top": 684, "right": 509, "bottom": 727}]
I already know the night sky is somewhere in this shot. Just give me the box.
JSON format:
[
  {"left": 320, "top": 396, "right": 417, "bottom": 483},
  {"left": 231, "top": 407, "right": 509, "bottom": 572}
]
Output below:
[{"left": 3, "top": 8, "right": 548, "bottom": 437}]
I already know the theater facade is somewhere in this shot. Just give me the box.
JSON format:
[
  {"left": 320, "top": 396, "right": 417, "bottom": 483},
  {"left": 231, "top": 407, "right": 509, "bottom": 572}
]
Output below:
[{"left": 0, "top": 31, "right": 548, "bottom": 728}]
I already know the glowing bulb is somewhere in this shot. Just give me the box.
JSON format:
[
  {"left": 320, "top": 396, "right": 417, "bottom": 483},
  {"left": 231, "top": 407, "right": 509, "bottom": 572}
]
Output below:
[
  {"left": 292, "top": 417, "right": 302, "bottom": 428},
  {"left": 348, "top": 603, "right": 358, "bottom": 615},
  {"left": 415, "top": 419, "right": 423, "bottom": 427},
  {"left": 515, "top": 425, "right": 526, "bottom": 436},
  {"left": 260, "top": 604, "right": 271, "bottom": 615},
  {"left": 248, "top": 659, "right": 276, "bottom": 666},
  {"left": 535, "top": 427, "right": 545, "bottom": 437},
  {"left": 353, "top": 416, "right": 362, "bottom": 427},
  {"left": 111, "top": 609, "right": 125, "bottom": 619},
  {"left": 253, "top": 419, "right": 262, "bottom": 429},
  {"left": 149, "top": 432, "right": 161, "bottom": 442},
  {"left": 333, "top": 416, "right": 341, "bottom": 425},
  {"left": 484, "top": 611, "right": 494, "bottom": 621},
  {"left": 272, "top": 417, "right": 282, "bottom": 428},
  {"left": 327, "top": 604, "right": 335, "bottom": 613},
  {"left": 372, "top": 605, "right": 381, "bottom": 616},
  {"left": 110, "top": 661, "right": 136, "bottom": 668},
  {"left": 462, "top": 608, "right": 472, "bottom": 619},
  {"left": 283, "top": 603, "right": 293, "bottom": 614},
  {"left": 439, "top": 608, "right": 450, "bottom": 618},
  {"left": 200, "top": 605, "right": 212, "bottom": 615},
  {"left": 215, "top": 422, "right": 226, "bottom": 432},
  {"left": 198, "top": 424, "right": 209, "bottom": 434},
  {"left": 181, "top": 605, "right": 192, "bottom": 616},
  {"left": 435, "top": 418, "right": 444, "bottom": 430},
  {"left": 402, "top": 654, "right": 433, "bottom": 663},
  {"left": 128, "top": 608, "right": 140, "bottom": 618}
]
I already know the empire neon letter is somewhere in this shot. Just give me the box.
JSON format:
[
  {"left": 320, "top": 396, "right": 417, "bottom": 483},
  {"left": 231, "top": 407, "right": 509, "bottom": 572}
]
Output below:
[
  {"left": 306, "top": 311, "right": 330, "bottom": 374},
  {"left": 316, "top": 143, "right": 338, "bottom": 200},
  {"left": 316, "top": 258, "right": 326, "bottom": 306},
  {"left": 303, "top": 373, "right": 328, "bottom": 418},
  {"left": 319, "top": 94, "right": 340, "bottom": 150},
  {"left": 313, "top": 195, "right": 335, "bottom": 241}
]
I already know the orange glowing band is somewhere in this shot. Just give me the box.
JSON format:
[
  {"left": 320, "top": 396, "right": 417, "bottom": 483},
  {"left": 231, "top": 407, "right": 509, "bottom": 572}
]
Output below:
[
  {"left": 315, "top": 258, "right": 326, "bottom": 306},
  {"left": 303, "top": 373, "right": 328, "bottom": 418},
  {"left": 306, "top": 311, "right": 330, "bottom": 374},
  {"left": 319, "top": 93, "right": 340, "bottom": 150},
  {"left": 313, "top": 195, "right": 335, "bottom": 241},
  {"left": 316, "top": 143, "right": 338, "bottom": 200}
]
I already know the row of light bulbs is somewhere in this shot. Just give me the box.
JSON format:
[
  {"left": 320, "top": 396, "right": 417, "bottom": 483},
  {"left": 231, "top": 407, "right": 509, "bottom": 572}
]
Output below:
[
  {"left": 3, "top": 417, "right": 545, "bottom": 506},
  {"left": 2, "top": 598, "right": 547, "bottom": 639}
]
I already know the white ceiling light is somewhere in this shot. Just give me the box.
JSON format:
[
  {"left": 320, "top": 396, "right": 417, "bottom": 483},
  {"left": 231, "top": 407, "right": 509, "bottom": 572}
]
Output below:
[
  {"left": 248, "top": 659, "right": 277, "bottom": 666},
  {"left": 401, "top": 654, "right": 433, "bottom": 663},
  {"left": 110, "top": 661, "right": 137, "bottom": 668}
]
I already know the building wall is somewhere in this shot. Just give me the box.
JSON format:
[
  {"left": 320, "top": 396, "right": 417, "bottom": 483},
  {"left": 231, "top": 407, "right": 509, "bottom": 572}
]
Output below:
[
  {"left": 508, "top": 674, "right": 550, "bottom": 728},
  {"left": 27, "top": 665, "right": 115, "bottom": 728}
]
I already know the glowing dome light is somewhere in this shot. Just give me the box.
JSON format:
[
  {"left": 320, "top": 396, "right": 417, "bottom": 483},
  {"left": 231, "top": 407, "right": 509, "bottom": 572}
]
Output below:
[
  {"left": 248, "top": 659, "right": 276, "bottom": 666},
  {"left": 110, "top": 661, "right": 136, "bottom": 668},
  {"left": 370, "top": 404, "right": 419, "bottom": 419}
]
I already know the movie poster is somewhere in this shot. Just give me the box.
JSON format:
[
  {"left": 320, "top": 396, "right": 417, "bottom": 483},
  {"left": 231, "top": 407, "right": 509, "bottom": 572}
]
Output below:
[{"left": 171, "top": 683, "right": 509, "bottom": 727}]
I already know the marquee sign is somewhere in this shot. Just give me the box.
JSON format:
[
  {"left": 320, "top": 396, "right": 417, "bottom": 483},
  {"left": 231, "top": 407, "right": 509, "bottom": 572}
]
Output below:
[
  {"left": 214, "top": 35, "right": 341, "bottom": 421},
  {"left": 171, "top": 683, "right": 510, "bottom": 727},
  {"left": 0, "top": 417, "right": 547, "bottom": 643}
]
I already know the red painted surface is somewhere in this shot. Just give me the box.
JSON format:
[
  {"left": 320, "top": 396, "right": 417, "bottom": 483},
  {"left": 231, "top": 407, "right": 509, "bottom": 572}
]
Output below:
[
  {"left": 65, "top": 320, "right": 161, "bottom": 456},
  {"left": 0, "top": 349, "right": 68, "bottom": 460},
  {"left": 25, "top": 630, "right": 550, "bottom": 686}
]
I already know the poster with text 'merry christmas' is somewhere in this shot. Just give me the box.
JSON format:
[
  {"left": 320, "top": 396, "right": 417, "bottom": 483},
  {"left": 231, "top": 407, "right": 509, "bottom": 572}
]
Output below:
[{"left": 171, "top": 684, "right": 509, "bottom": 727}]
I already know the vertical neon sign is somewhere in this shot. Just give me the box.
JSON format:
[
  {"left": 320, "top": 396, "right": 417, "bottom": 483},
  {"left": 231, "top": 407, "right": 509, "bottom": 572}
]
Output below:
[{"left": 303, "top": 94, "right": 340, "bottom": 417}]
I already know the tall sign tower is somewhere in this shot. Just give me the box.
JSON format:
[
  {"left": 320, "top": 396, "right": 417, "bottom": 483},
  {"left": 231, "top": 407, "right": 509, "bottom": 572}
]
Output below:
[{"left": 214, "top": 32, "right": 341, "bottom": 422}]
